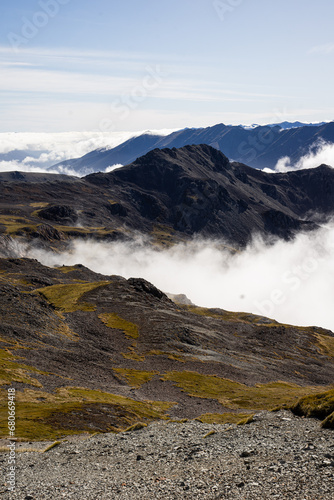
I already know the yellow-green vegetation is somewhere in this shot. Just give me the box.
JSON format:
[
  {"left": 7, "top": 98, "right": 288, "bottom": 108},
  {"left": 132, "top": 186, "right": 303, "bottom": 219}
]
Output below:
[
  {"left": 0, "top": 441, "right": 61, "bottom": 453},
  {"left": 42, "top": 441, "right": 61, "bottom": 452},
  {"left": 121, "top": 349, "right": 145, "bottom": 361},
  {"left": 53, "top": 317, "right": 79, "bottom": 341},
  {"left": 143, "top": 350, "right": 187, "bottom": 362},
  {"left": 167, "top": 353, "right": 187, "bottom": 362},
  {"left": 36, "top": 282, "right": 110, "bottom": 313},
  {"left": 0, "top": 270, "right": 43, "bottom": 288},
  {"left": 184, "top": 305, "right": 279, "bottom": 326},
  {"left": 0, "top": 387, "right": 175, "bottom": 441},
  {"left": 0, "top": 215, "right": 36, "bottom": 235},
  {"left": 0, "top": 348, "right": 47, "bottom": 387},
  {"left": 99, "top": 313, "right": 139, "bottom": 339},
  {"left": 53, "top": 225, "right": 120, "bottom": 238},
  {"left": 56, "top": 266, "right": 79, "bottom": 274},
  {"left": 119, "top": 349, "right": 189, "bottom": 362},
  {"left": 290, "top": 388, "right": 334, "bottom": 429},
  {"left": 315, "top": 333, "right": 334, "bottom": 358},
  {"left": 162, "top": 370, "right": 331, "bottom": 411},
  {"left": 237, "top": 414, "right": 254, "bottom": 425},
  {"left": 196, "top": 412, "right": 253, "bottom": 425},
  {"left": 30, "top": 202, "right": 49, "bottom": 208},
  {"left": 124, "top": 422, "right": 147, "bottom": 432},
  {"left": 203, "top": 430, "right": 216, "bottom": 438},
  {"left": 113, "top": 368, "right": 158, "bottom": 388},
  {"left": 146, "top": 349, "right": 166, "bottom": 357},
  {"left": 151, "top": 224, "right": 181, "bottom": 247}
]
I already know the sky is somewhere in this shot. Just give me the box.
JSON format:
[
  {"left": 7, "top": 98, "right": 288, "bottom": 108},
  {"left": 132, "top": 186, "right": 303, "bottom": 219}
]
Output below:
[{"left": 1, "top": 0, "right": 334, "bottom": 133}]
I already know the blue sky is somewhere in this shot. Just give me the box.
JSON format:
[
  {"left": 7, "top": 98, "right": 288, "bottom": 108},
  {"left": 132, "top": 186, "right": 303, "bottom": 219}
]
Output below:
[{"left": 1, "top": 0, "right": 334, "bottom": 132}]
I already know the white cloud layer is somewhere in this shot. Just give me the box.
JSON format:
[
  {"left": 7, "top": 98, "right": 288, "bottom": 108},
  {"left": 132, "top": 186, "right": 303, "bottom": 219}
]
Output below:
[
  {"left": 275, "top": 140, "right": 334, "bottom": 172},
  {"left": 16, "top": 222, "right": 334, "bottom": 332},
  {"left": 309, "top": 43, "right": 334, "bottom": 55},
  {"left": 0, "top": 159, "right": 79, "bottom": 176},
  {"left": 0, "top": 129, "right": 177, "bottom": 174}
]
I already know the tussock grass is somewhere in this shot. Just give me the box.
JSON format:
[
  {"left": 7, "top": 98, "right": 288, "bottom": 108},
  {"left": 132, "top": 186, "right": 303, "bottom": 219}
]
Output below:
[
  {"left": 203, "top": 430, "right": 216, "bottom": 438},
  {"left": 54, "top": 225, "right": 120, "bottom": 237},
  {"left": 0, "top": 215, "right": 36, "bottom": 235},
  {"left": 56, "top": 266, "right": 79, "bottom": 274},
  {"left": 162, "top": 370, "right": 331, "bottom": 410},
  {"left": 0, "top": 349, "right": 46, "bottom": 387},
  {"left": 315, "top": 333, "right": 334, "bottom": 358},
  {"left": 36, "top": 282, "right": 110, "bottom": 312},
  {"left": 143, "top": 350, "right": 187, "bottom": 362},
  {"left": 113, "top": 368, "right": 158, "bottom": 388},
  {"left": 237, "top": 414, "right": 254, "bottom": 425},
  {"left": 99, "top": 313, "right": 139, "bottom": 339},
  {"left": 0, "top": 386, "right": 175, "bottom": 441},
  {"left": 30, "top": 202, "right": 49, "bottom": 208},
  {"left": 42, "top": 441, "right": 61, "bottom": 452},
  {"left": 124, "top": 422, "right": 147, "bottom": 432},
  {"left": 185, "top": 305, "right": 279, "bottom": 325},
  {"left": 53, "top": 315, "right": 79, "bottom": 341},
  {"left": 151, "top": 224, "right": 178, "bottom": 247},
  {"left": 121, "top": 350, "right": 145, "bottom": 361},
  {"left": 167, "top": 353, "right": 187, "bottom": 362},
  {"left": 196, "top": 413, "right": 252, "bottom": 425},
  {"left": 290, "top": 388, "right": 334, "bottom": 428}
]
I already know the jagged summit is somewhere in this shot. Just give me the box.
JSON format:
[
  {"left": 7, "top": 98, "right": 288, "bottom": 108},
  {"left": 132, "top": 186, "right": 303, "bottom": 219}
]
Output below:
[
  {"left": 0, "top": 143, "right": 334, "bottom": 245},
  {"left": 87, "top": 144, "right": 231, "bottom": 189}
]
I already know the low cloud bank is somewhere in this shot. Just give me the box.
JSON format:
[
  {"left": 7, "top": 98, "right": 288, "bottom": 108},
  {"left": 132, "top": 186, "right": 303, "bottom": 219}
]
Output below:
[
  {"left": 0, "top": 159, "right": 80, "bottom": 176},
  {"left": 275, "top": 140, "right": 334, "bottom": 172},
  {"left": 20, "top": 223, "right": 334, "bottom": 332},
  {"left": 0, "top": 129, "right": 176, "bottom": 174}
]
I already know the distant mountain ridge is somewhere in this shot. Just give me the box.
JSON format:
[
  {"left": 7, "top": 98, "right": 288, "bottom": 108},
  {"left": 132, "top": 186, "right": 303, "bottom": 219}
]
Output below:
[
  {"left": 1, "top": 144, "right": 334, "bottom": 246},
  {"left": 50, "top": 121, "right": 334, "bottom": 175}
]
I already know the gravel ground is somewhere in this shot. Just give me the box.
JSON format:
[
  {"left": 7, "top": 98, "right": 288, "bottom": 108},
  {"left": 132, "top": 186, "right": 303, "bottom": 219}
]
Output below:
[{"left": 1, "top": 410, "right": 333, "bottom": 499}]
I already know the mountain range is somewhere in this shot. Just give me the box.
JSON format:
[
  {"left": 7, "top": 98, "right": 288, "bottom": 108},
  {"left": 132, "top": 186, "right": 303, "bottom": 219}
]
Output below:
[
  {"left": 1, "top": 143, "right": 334, "bottom": 439},
  {"left": 50, "top": 121, "right": 334, "bottom": 176},
  {"left": 1, "top": 144, "right": 334, "bottom": 247},
  {"left": 1, "top": 256, "right": 333, "bottom": 439}
]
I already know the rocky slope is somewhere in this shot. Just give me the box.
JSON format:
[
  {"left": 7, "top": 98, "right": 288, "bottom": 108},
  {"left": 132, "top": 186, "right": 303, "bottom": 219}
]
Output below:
[
  {"left": 1, "top": 144, "right": 334, "bottom": 247},
  {"left": 0, "top": 257, "right": 333, "bottom": 441}
]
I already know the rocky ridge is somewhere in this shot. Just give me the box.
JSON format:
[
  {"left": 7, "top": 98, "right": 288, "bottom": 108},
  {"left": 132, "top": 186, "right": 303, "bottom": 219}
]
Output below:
[{"left": 1, "top": 144, "right": 334, "bottom": 246}]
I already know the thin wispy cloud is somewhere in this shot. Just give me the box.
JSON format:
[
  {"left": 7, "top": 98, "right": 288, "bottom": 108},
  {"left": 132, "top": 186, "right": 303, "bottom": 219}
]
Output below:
[
  {"left": 309, "top": 43, "right": 334, "bottom": 55},
  {"left": 0, "top": 67, "right": 136, "bottom": 96},
  {"left": 1, "top": 0, "right": 334, "bottom": 132},
  {"left": 0, "top": 42, "right": 314, "bottom": 131},
  {"left": 1, "top": 51, "right": 290, "bottom": 104}
]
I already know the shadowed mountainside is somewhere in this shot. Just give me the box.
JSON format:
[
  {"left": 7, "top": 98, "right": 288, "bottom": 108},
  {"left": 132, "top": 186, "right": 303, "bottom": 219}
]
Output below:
[
  {"left": 0, "top": 258, "right": 333, "bottom": 439},
  {"left": 0, "top": 144, "right": 334, "bottom": 247}
]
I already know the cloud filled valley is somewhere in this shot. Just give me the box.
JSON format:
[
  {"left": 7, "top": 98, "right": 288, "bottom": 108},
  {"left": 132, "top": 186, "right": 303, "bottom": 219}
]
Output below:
[
  {"left": 15, "top": 222, "right": 334, "bottom": 333},
  {"left": 275, "top": 140, "right": 334, "bottom": 172},
  {"left": 0, "top": 129, "right": 175, "bottom": 174}
]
